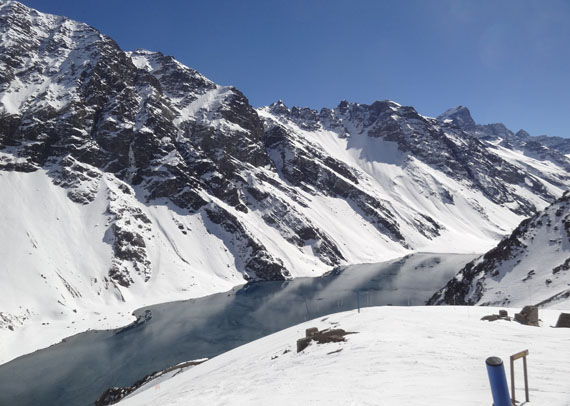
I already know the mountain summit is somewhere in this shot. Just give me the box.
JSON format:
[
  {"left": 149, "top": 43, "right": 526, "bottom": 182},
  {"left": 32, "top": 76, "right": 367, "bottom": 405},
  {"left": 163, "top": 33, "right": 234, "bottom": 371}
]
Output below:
[{"left": 438, "top": 105, "right": 477, "bottom": 130}]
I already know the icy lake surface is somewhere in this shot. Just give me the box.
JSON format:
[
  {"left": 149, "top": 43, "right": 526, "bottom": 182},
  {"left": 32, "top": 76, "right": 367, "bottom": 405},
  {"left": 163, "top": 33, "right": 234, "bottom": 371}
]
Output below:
[{"left": 0, "top": 253, "right": 477, "bottom": 406}]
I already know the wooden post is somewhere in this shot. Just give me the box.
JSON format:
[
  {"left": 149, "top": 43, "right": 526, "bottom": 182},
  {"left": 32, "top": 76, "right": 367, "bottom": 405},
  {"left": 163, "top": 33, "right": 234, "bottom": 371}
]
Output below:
[
  {"left": 510, "top": 349, "right": 530, "bottom": 404},
  {"left": 523, "top": 356, "right": 529, "bottom": 402}
]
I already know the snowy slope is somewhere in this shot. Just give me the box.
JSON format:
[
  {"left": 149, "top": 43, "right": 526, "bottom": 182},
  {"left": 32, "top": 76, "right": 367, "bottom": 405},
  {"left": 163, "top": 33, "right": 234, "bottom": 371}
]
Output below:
[
  {"left": 258, "top": 101, "right": 568, "bottom": 254},
  {"left": 119, "top": 306, "right": 570, "bottom": 406},
  {"left": 439, "top": 106, "right": 570, "bottom": 173},
  {"left": 2, "top": 1, "right": 570, "bottom": 365},
  {"left": 429, "top": 191, "right": 570, "bottom": 308},
  {"left": 0, "top": 168, "right": 244, "bottom": 364}
]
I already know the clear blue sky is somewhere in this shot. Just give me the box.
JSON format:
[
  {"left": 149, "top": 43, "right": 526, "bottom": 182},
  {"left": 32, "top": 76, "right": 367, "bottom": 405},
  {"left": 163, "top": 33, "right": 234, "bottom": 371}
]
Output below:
[{"left": 19, "top": 0, "right": 570, "bottom": 138}]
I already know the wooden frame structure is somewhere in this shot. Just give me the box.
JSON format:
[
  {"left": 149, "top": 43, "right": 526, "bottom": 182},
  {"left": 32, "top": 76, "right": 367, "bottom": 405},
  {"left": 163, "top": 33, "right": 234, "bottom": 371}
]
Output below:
[{"left": 510, "top": 349, "right": 529, "bottom": 404}]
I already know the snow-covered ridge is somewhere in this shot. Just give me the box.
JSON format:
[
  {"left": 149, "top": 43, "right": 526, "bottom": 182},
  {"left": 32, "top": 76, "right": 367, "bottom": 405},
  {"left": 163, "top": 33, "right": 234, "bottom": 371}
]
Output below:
[
  {"left": 0, "top": 1, "right": 111, "bottom": 116},
  {"left": 258, "top": 99, "right": 568, "bottom": 252},
  {"left": 118, "top": 306, "right": 570, "bottom": 405},
  {"left": 430, "top": 191, "right": 570, "bottom": 308},
  {"left": 438, "top": 105, "right": 570, "bottom": 165}
]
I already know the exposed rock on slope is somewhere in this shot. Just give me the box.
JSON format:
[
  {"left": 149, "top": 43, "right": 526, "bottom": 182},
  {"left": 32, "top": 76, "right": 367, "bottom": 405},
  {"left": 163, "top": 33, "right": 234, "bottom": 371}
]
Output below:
[
  {"left": 439, "top": 106, "right": 570, "bottom": 173},
  {"left": 0, "top": 1, "right": 292, "bottom": 284},
  {"left": 259, "top": 99, "right": 570, "bottom": 256}
]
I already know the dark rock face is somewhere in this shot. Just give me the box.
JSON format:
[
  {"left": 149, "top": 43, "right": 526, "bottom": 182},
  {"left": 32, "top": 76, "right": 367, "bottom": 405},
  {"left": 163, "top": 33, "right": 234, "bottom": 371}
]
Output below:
[
  {"left": 204, "top": 205, "right": 290, "bottom": 280},
  {"left": 555, "top": 313, "right": 570, "bottom": 328},
  {"left": 535, "top": 135, "right": 570, "bottom": 154},
  {"left": 428, "top": 219, "right": 531, "bottom": 306},
  {"left": 438, "top": 106, "right": 477, "bottom": 131},
  {"left": 49, "top": 156, "right": 102, "bottom": 204},
  {"left": 95, "top": 358, "right": 206, "bottom": 406},
  {"left": 264, "top": 99, "right": 565, "bottom": 219},
  {"left": 262, "top": 116, "right": 408, "bottom": 245},
  {"left": 0, "top": 2, "right": 292, "bottom": 283},
  {"left": 438, "top": 107, "right": 570, "bottom": 176}
]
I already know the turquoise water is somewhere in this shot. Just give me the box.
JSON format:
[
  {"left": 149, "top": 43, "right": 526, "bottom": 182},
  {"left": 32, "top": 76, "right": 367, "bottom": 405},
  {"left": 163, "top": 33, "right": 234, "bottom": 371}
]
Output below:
[{"left": 0, "top": 252, "right": 476, "bottom": 406}]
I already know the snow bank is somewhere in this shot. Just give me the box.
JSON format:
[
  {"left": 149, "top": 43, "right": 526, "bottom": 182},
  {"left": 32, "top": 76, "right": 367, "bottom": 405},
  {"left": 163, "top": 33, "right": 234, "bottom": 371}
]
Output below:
[{"left": 120, "top": 306, "right": 570, "bottom": 406}]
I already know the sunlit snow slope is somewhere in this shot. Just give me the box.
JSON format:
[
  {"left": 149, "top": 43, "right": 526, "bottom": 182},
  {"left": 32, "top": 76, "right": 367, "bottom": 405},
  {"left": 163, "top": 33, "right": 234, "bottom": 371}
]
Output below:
[
  {"left": 258, "top": 103, "right": 568, "bottom": 254},
  {"left": 430, "top": 191, "right": 570, "bottom": 309},
  {"left": 119, "top": 306, "right": 570, "bottom": 406}
]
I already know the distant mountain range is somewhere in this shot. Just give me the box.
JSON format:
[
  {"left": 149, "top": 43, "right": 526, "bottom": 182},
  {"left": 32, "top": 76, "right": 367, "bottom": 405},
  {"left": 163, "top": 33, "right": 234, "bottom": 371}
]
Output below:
[{"left": 1, "top": 1, "right": 569, "bottom": 349}]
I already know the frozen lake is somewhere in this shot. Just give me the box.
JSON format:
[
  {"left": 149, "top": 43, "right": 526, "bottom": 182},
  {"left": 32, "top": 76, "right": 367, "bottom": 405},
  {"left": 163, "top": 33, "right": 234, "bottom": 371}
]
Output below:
[{"left": 0, "top": 252, "right": 477, "bottom": 406}]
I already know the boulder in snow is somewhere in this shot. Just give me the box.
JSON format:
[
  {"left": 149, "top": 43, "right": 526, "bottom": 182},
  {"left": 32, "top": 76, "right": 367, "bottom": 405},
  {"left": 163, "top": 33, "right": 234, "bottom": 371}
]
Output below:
[
  {"left": 555, "top": 313, "right": 570, "bottom": 328},
  {"left": 514, "top": 306, "right": 539, "bottom": 327}
]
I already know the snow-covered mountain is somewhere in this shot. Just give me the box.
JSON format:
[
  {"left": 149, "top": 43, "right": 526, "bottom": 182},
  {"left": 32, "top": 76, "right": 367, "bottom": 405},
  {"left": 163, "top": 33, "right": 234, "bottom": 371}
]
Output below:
[
  {"left": 439, "top": 105, "right": 570, "bottom": 167},
  {"left": 1, "top": 1, "right": 570, "bottom": 360},
  {"left": 429, "top": 191, "right": 570, "bottom": 308},
  {"left": 258, "top": 99, "right": 568, "bottom": 247}
]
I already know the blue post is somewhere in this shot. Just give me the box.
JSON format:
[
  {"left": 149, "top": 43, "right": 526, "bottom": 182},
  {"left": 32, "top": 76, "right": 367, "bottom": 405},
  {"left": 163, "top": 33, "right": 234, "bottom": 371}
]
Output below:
[
  {"left": 357, "top": 290, "right": 360, "bottom": 313},
  {"left": 486, "top": 357, "right": 511, "bottom": 406}
]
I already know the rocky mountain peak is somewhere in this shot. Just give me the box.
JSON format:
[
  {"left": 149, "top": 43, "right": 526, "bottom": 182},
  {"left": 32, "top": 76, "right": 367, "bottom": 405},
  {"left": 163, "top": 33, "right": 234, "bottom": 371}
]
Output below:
[
  {"left": 0, "top": 1, "right": 291, "bottom": 283},
  {"left": 438, "top": 105, "right": 476, "bottom": 130},
  {"left": 289, "top": 106, "right": 320, "bottom": 130},
  {"left": 0, "top": 0, "right": 33, "bottom": 17},
  {"left": 515, "top": 129, "right": 531, "bottom": 139},
  {"left": 481, "top": 122, "right": 512, "bottom": 138},
  {"left": 268, "top": 100, "right": 289, "bottom": 115},
  {"left": 337, "top": 99, "right": 352, "bottom": 114}
]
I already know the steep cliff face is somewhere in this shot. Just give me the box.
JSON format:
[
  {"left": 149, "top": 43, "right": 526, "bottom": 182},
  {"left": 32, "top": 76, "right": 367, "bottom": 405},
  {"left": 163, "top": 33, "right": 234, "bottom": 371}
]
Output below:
[
  {"left": 1, "top": 1, "right": 570, "bottom": 352},
  {"left": 428, "top": 191, "right": 570, "bottom": 308},
  {"left": 0, "top": 1, "right": 291, "bottom": 285}
]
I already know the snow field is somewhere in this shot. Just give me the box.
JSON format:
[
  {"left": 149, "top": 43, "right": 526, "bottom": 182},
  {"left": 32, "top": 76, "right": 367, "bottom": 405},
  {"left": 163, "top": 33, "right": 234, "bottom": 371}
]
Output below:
[
  {"left": 0, "top": 169, "right": 241, "bottom": 364},
  {"left": 120, "top": 306, "right": 570, "bottom": 405}
]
